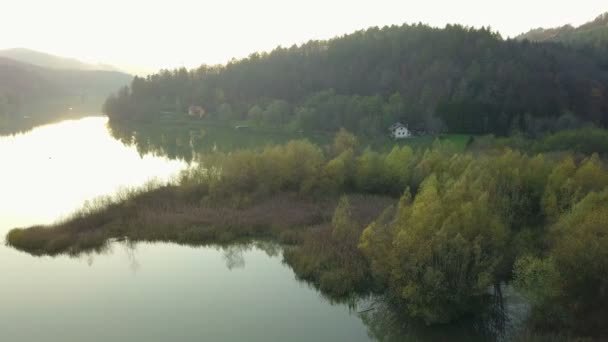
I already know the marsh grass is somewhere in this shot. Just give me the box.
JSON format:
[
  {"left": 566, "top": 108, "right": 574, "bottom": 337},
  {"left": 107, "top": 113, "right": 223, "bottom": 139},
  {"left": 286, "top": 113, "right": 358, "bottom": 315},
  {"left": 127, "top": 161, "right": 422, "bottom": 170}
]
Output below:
[
  {"left": 6, "top": 179, "right": 170, "bottom": 255},
  {"left": 7, "top": 177, "right": 392, "bottom": 261}
]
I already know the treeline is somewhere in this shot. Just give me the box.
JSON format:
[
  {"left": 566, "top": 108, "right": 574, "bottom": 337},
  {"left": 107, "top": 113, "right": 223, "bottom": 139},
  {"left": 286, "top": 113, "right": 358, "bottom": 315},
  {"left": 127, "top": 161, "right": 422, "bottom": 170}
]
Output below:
[
  {"left": 517, "top": 12, "right": 608, "bottom": 48},
  {"left": 516, "top": 12, "right": 608, "bottom": 72},
  {"left": 103, "top": 23, "right": 608, "bottom": 135},
  {"left": 469, "top": 127, "right": 608, "bottom": 156}
]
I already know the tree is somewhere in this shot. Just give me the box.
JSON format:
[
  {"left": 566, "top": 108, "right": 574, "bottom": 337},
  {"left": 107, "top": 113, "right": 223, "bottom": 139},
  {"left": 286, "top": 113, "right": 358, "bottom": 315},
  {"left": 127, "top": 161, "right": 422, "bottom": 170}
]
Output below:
[
  {"left": 217, "top": 103, "right": 234, "bottom": 120},
  {"left": 323, "top": 149, "right": 355, "bottom": 192},
  {"left": 382, "top": 92, "right": 404, "bottom": 125},
  {"left": 355, "top": 148, "right": 386, "bottom": 193},
  {"left": 516, "top": 189, "right": 608, "bottom": 333},
  {"left": 331, "top": 196, "right": 357, "bottom": 244},
  {"left": 383, "top": 145, "right": 414, "bottom": 192},
  {"left": 333, "top": 128, "right": 358, "bottom": 155},
  {"left": 543, "top": 154, "right": 608, "bottom": 221},
  {"left": 264, "top": 99, "right": 290, "bottom": 126},
  {"left": 248, "top": 104, "right": 264, "bottom": 126},
  {"left": 361, "top": 172, "right": 508, "bottom": 324},
  {"left": 513, "top": 256, "right": 561, "bottom": 308}
]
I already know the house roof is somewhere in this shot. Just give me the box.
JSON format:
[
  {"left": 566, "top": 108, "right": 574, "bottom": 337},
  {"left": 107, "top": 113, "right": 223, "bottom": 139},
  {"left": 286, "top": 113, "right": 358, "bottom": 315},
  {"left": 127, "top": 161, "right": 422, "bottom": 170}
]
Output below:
[{"left": 388, "top": 122, "right": 406, "bottom": 130}]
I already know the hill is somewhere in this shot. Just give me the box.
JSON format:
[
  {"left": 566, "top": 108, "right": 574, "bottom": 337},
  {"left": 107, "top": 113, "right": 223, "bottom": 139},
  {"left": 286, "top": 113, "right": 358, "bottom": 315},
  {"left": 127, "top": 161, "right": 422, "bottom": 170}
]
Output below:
[
  {"left": 516, "top": 13, "right": 608, "bottom": 47},
  {"left": 0, "top": 57, "right": 132, "bottom": 128},
  {"left": 0, "top": 48, "right": 120, "bottom": 72},
  {"left": 0, "top": 56, "right": 132, "bottom": 101},
  {"left": 104, "top": 24, "right": 608, "bottom": 136}
]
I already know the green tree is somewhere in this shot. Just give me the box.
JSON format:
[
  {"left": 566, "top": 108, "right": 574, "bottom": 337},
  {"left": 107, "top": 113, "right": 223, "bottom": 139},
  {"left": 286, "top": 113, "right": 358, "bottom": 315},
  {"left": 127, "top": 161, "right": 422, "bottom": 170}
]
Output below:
[
  {"left": 355, "top": 148, "right": 386, "bottom": 193},
  {"left": 217, "top": 103, "right": 234, "bottom": 120},
  {"left": 264, "top": 99, "right": 290, "bottom": 126},
  {"left": 247, "top": 104, "right": 264, "bottom": 126},
  {"left": 383, "top": 145, "right": 414, "bottom": 192},
  {"left": 362, "top": 172, "right": 508, "bottom": 324},
  {"left": 332, "top": 196, "right": 357, "bottom": 244},
  {"left": 333, "top": 128, "right": 358, "bottom": 155},
  {"left": 323, "top": 149, "right": 355, "bottom": 192},
  {"left": 516, "top": 189, "right": 608, "bottom": 332}
]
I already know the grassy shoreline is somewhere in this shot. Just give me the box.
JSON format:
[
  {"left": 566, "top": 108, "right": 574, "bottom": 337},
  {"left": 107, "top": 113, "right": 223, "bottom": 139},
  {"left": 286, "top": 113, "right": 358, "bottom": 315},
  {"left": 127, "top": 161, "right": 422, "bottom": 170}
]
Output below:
[{"left": 6, "top": 185, "right": 393, "bottom": 257}]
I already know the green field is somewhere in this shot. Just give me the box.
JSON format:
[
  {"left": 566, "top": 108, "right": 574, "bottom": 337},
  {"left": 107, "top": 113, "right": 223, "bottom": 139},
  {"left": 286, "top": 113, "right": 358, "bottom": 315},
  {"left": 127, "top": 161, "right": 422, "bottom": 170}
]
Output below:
[{"left": 363, "top": 133, "right": 472, "bottom": 153}]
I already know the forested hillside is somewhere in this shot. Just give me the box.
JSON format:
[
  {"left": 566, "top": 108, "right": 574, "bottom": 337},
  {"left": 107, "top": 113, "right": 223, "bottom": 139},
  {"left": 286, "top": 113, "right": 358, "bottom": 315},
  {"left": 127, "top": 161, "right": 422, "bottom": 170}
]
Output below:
[
  {"left": 0, "top": 48, "right": 120, "bottom": 72},
  {"left": 0, "top": 57, "right": 132, "bottom": 124},
  {"left": 104, "top": 24, "right": 608, "bottom": 136},
  {"left": 516, "top": 13, "right": 608, "bottom": 71},
  {"left": 517, "top": 13, "right": 608, "bottom": 47}
]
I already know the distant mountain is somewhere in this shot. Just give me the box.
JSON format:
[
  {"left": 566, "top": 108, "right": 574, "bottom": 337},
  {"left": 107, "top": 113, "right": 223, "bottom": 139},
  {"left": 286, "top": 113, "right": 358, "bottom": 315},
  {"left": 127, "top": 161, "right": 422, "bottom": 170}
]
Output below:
[
  {"left": 0, "top": 57, "right": 60, "bottom": 99},
  {"left": 0, "top": 57, "right": 132, "bottom": 97},
  {"left": 0, "top": 56, "right": 132, "bottom": 128},
  {"left": 0, "top": 48, "right": 121, "bottom": 72},
  {"left": 516, "top": 13, "right": 608, "bottom": 47}
]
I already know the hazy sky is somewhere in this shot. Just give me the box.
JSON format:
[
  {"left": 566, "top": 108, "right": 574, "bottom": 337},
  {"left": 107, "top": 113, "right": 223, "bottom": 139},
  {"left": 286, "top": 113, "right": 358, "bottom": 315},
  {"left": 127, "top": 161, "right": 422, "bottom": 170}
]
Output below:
[{"left": 1, "top": 0, "right": 606, "bottom": 72}]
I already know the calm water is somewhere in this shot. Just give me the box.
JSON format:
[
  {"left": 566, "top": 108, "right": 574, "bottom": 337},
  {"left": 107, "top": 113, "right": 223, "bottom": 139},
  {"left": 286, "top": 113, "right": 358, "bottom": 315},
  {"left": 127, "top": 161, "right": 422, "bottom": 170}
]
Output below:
[{"left": 0, "top": 117, "right": 372, "bottom": 342}]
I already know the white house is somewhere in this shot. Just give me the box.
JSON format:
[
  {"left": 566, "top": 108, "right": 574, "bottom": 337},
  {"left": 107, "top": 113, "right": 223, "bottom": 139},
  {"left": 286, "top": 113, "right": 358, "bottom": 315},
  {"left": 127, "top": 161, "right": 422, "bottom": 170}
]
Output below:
[{"left": 388, "top": 123, "right": 411, "bottom": 139}]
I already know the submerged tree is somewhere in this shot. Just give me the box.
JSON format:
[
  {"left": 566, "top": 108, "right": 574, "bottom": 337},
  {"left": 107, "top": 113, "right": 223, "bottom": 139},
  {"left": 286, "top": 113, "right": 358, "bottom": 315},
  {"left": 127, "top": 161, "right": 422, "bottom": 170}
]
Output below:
[{"left": 361, "top": 172, "right": 509, "bottom": 324}]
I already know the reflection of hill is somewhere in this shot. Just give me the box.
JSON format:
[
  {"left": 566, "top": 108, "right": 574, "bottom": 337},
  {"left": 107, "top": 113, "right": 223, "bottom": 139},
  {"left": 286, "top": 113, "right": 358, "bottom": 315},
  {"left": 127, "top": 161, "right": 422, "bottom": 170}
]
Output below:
[
  {"left": 0, "top": 96, "right": 106, "bottom": 136},
  {"left": 107, "top": 119, "right": 331, "bottom": 162},
  {"left": 0, "top": 56, "right": 131, "bottom": 134}
]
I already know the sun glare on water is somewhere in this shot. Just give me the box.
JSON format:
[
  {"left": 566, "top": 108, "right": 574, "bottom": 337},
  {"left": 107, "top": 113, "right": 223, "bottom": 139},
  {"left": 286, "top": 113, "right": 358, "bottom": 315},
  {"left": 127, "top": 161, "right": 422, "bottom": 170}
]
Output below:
[{"left": 0, "top": 117, "right": 186, "bottom": 230}]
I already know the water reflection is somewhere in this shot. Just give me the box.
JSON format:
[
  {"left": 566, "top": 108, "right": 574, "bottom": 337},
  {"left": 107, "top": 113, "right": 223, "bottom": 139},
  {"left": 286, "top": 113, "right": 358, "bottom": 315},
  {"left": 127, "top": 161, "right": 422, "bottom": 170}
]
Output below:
[
  {"left": 0, "top": 97, "right": 105, "bottom": 136},
  {"left": 107, "top": 119, "right": 331, "bottom": 162},
  {"left": 0, "top": 116, "right": 185, "bottom": 229},
  {"left": 170, "top": 241, "right": 531, "bottom": 341},
  {"left": 222, "top": 245, "right": 246, "bottom": 270},
  {"left": 360, "top": 287, "right": 529, "bottom": 342},
  {"left": 1, "top": 241, "right": 373, "bottom": 342},
  {"left": 121, "top": 240, "right": 141, "bottom": 273}
]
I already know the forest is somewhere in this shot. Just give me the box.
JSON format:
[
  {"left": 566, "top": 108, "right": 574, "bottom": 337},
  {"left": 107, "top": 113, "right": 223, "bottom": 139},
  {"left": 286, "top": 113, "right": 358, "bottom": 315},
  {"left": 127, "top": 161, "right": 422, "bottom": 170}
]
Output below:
[
  {"left": 103, "top": 23, "right": 608, "bottom": 136},
  {"left": 517, "top": 13, "right": 608, "bottom": 49}
]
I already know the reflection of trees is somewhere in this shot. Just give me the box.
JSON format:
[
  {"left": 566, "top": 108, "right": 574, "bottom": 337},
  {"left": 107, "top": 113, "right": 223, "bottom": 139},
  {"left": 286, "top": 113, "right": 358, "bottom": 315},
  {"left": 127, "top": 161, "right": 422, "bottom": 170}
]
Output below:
[
  {"left": 219, "top": 241, "right": 283, "bottom": 270},
  {"left": 0, "top": 112, "right": 91, "bottom": 136},
  {"left": 359, "top": 285, "right": 528, "bottom": 342},
  {"left": 106, "top": 119, "right": 320, "bottom": 162},
  {"left": 253, "top": 240, "right": 281, "bottom": 257},
  {"left": 1, "top": 97, "right": 104, "bottom": 136},
  {"left": 107, "top": 120, "right": 200, "bottom": 162},
  {"left": 122, "top": 240, "right": 141, "bottom": 274},
  {"left": 20, "top": 232, "right": 530, "bottom": 340},
  {"left": 221, "top": 245, "right": 247, "bottom": 270}
]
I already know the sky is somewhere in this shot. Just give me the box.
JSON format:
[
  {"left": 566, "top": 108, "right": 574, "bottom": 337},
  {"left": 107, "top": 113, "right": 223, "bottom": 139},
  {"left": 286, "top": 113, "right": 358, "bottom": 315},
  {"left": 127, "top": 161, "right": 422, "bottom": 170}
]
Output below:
[{"left": 1, "top": 0, "right": 607, "bottom": 73}]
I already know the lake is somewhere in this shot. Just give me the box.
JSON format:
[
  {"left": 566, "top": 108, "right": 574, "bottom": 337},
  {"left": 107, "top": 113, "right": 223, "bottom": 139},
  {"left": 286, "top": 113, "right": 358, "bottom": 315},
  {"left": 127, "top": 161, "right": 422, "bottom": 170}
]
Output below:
[
  {"left": 0, "top": 116, "right": 529, "bottom": 341},
  {"left": 0, "top": 116, "right": 373, "bottom": 342}
]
